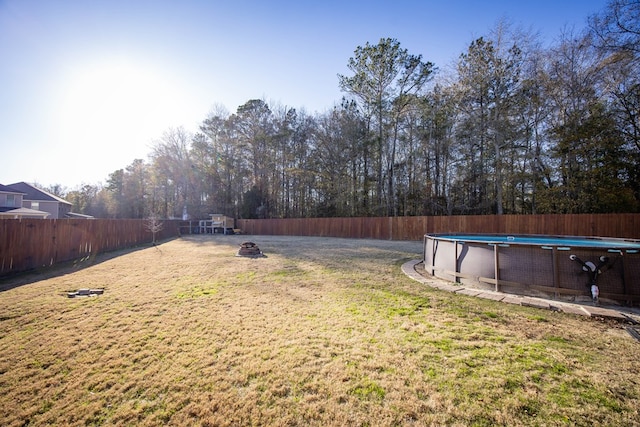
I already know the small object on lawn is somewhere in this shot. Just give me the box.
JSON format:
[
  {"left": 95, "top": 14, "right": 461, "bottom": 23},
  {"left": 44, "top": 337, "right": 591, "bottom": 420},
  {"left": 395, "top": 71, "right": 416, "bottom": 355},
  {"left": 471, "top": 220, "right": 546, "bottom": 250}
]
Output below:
[
  {"left": 237, "top": 241, "right": 264, "bottom": 257},
  {"left": 66, "top": 288, "right": 105, "bottom": 298}
]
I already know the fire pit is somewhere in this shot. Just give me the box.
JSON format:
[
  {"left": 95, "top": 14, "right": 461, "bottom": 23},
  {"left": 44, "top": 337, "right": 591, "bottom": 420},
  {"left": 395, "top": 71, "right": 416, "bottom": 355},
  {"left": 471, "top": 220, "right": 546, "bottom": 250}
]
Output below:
[{"left": 237, "top": 241, "right": 263, "bottom": 257}]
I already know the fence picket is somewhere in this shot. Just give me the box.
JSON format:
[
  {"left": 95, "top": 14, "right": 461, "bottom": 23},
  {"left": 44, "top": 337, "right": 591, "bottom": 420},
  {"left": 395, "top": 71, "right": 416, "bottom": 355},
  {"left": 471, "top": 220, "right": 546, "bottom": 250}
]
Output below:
[
  {"left": 0, "top": 219, "right": 179, "bottom": 276},
  {"left": 237, "top": 214, "right": 640, "bottom": 241},
  {"left": 3, "top": 214, "right": 639, "bottom": 278}
]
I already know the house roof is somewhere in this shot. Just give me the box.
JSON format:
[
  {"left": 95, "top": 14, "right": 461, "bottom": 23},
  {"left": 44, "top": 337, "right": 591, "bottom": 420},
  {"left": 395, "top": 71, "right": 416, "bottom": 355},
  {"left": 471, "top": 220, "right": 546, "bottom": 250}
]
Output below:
[
  {"left": 7, "top": 182, "right": 72, "bottom": 205},
  {"left": 65, "top": 212, "right": 95, "bottom": 219},
  {"left": 0, "top": 207, "right": 51, "bottom": 218},
  {"left": 0, "top": 184, "right": 25, "bottom": 194},
  {"left": 0, "top": 207, "right": 16, "bottom": 212}
]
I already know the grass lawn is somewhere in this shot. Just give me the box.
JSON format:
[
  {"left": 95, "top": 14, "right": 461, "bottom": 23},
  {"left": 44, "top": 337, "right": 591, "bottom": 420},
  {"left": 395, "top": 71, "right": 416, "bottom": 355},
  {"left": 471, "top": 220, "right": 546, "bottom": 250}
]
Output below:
[{"left": 1, "top": 235, "right": 639, "bottom": 426}]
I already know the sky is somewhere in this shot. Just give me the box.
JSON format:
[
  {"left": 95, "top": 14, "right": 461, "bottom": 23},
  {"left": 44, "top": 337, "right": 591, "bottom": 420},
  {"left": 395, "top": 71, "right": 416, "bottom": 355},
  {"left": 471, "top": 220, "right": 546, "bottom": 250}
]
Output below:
[{"left": 0, "top": 0, "right": 609, "bottom": 190}]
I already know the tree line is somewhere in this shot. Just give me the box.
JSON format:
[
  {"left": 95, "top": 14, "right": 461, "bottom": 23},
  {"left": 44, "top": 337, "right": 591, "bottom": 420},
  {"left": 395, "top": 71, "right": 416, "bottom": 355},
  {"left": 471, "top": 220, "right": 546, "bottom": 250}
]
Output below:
[{"left": 63, "top": 1, "right": 639, "bottom": 219}]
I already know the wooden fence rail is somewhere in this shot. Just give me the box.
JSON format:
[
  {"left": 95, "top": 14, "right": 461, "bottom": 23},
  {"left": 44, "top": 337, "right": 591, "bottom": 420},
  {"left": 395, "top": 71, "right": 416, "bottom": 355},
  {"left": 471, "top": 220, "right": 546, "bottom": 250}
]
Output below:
[
  {"left": 0, "top": 219, "right": 179, "bottom": 277},
  {"left": 237, "top": 214, "right": 640, "bottom": 241}
]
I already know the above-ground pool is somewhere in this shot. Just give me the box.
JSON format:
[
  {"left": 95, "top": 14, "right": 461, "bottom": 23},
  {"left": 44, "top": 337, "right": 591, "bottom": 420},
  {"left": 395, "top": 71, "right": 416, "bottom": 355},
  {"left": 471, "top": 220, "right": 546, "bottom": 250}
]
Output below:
[{"left": 423, "top": 234, "right": 640, "bottom": 305}]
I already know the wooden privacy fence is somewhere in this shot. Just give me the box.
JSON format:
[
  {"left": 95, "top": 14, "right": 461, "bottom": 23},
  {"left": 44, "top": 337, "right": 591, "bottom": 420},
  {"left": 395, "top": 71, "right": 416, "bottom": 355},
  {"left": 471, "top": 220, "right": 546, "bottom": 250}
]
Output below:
[
  {"left": 0, "top": 219, "right": 179, "bottom": 277},
  {"left": 2, "top": 215, "right": 638, "bottom": 278},
  {"left": 237, "top": 214, "right": 640, "bottom": 241}
]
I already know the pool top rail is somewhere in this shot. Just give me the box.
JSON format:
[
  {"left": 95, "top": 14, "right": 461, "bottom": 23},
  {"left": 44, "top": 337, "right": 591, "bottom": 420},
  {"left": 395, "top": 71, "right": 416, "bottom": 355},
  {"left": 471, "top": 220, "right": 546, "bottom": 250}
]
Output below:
[{"left": 426, "top": 233, "right": 640, "bottom": 250}]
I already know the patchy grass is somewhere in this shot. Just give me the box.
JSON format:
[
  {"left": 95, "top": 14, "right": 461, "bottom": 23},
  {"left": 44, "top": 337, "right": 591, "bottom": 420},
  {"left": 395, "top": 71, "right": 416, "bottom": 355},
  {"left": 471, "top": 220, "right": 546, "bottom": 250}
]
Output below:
[{"left": 1, "top": 235, "right": 639, "bottom": 426}]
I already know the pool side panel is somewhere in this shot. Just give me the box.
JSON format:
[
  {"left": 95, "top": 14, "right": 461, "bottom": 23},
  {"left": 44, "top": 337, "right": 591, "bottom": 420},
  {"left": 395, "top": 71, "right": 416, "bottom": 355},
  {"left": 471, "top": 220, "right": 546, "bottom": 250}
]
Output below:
[
  {"left": 432, "top": 238, "right": 457, "bottom": 283},
  {"left": 499, "top": 245, "right": 555, "bottom": 298},
  {"left": 626, "top": 253, "right": 640, "bottom": 299},
  {"left": 458, "top": 243, "right": 495, "bottom": 289}
]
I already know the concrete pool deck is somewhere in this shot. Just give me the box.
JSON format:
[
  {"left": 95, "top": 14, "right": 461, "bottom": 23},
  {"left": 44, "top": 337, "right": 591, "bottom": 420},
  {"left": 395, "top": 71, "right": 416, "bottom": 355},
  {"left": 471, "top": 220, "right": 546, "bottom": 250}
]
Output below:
[{"left": 402, "top": 259, "right": 640, "bottom": 324}]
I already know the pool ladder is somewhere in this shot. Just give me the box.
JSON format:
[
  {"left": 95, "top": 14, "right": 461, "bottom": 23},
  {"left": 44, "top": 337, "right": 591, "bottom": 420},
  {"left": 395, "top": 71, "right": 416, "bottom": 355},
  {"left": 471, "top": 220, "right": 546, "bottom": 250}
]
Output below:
[{"left": 569, "top": 255, "right": 610, "bottom": 304}]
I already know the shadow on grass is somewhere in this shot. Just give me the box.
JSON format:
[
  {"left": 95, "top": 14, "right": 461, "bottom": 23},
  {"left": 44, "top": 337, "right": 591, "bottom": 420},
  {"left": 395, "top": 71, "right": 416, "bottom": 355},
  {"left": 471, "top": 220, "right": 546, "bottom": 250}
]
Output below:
[
  {"left": 178, "top": 233, "right": 423, "bottom": 263},
  {"left": 0, "top": 238, "right": 174, "bottom": 292},
  {"left": 0, "top": 233, "right": 420, "bottom": 293}
]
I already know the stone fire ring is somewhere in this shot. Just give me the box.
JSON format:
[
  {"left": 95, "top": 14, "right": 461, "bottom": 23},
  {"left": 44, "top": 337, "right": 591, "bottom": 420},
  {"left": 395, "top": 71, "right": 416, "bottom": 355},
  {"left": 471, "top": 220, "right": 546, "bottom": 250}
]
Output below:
[{"left": 236, "top": 241, "right": 264, "bottom": 257}]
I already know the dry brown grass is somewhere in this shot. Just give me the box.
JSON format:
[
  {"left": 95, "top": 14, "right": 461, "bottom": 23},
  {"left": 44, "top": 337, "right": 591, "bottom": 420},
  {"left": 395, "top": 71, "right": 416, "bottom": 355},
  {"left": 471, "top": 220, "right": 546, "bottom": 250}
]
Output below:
[{"left": 1, "top": 235, "right": 639, "bottom": 426}]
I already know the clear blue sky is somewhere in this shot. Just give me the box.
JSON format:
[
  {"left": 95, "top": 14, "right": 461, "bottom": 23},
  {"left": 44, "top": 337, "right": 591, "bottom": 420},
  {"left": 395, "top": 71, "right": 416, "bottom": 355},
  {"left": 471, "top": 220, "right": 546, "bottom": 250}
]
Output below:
[{"left": 0, "top": 0, "right": 608, "bottom": 189}]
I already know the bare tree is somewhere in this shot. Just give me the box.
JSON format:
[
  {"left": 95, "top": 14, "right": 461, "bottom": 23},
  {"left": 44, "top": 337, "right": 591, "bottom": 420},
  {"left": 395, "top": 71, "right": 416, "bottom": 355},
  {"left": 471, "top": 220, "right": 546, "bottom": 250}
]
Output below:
[
  {"left": 589, "top": 0, "right": 640, "bottom": 56},
  {"left": 145, "top": 214, "right": 164, "bottom": 245},
  {"left": 150, "top": 127, "right": 194, "bottom": 219}
]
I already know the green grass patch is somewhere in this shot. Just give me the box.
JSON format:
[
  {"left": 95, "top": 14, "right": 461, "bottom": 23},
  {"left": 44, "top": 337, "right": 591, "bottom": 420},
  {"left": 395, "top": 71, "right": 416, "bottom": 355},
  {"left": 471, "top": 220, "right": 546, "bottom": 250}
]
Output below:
[
  {"left": 349, "top": 380, "right": 386, "bottom": 401},
  {"left": 1, "top": 235, "right": 638, "bottom": 427},
  {"left": 175, "top": 283, "right": 221, "bottom": 299}
]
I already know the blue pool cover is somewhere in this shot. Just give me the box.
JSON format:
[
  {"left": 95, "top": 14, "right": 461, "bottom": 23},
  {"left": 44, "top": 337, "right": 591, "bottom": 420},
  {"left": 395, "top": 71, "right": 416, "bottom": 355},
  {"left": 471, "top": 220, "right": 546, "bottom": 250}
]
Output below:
[{"left": 431, "top": 234, "right": 640, "bottom": 249}]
